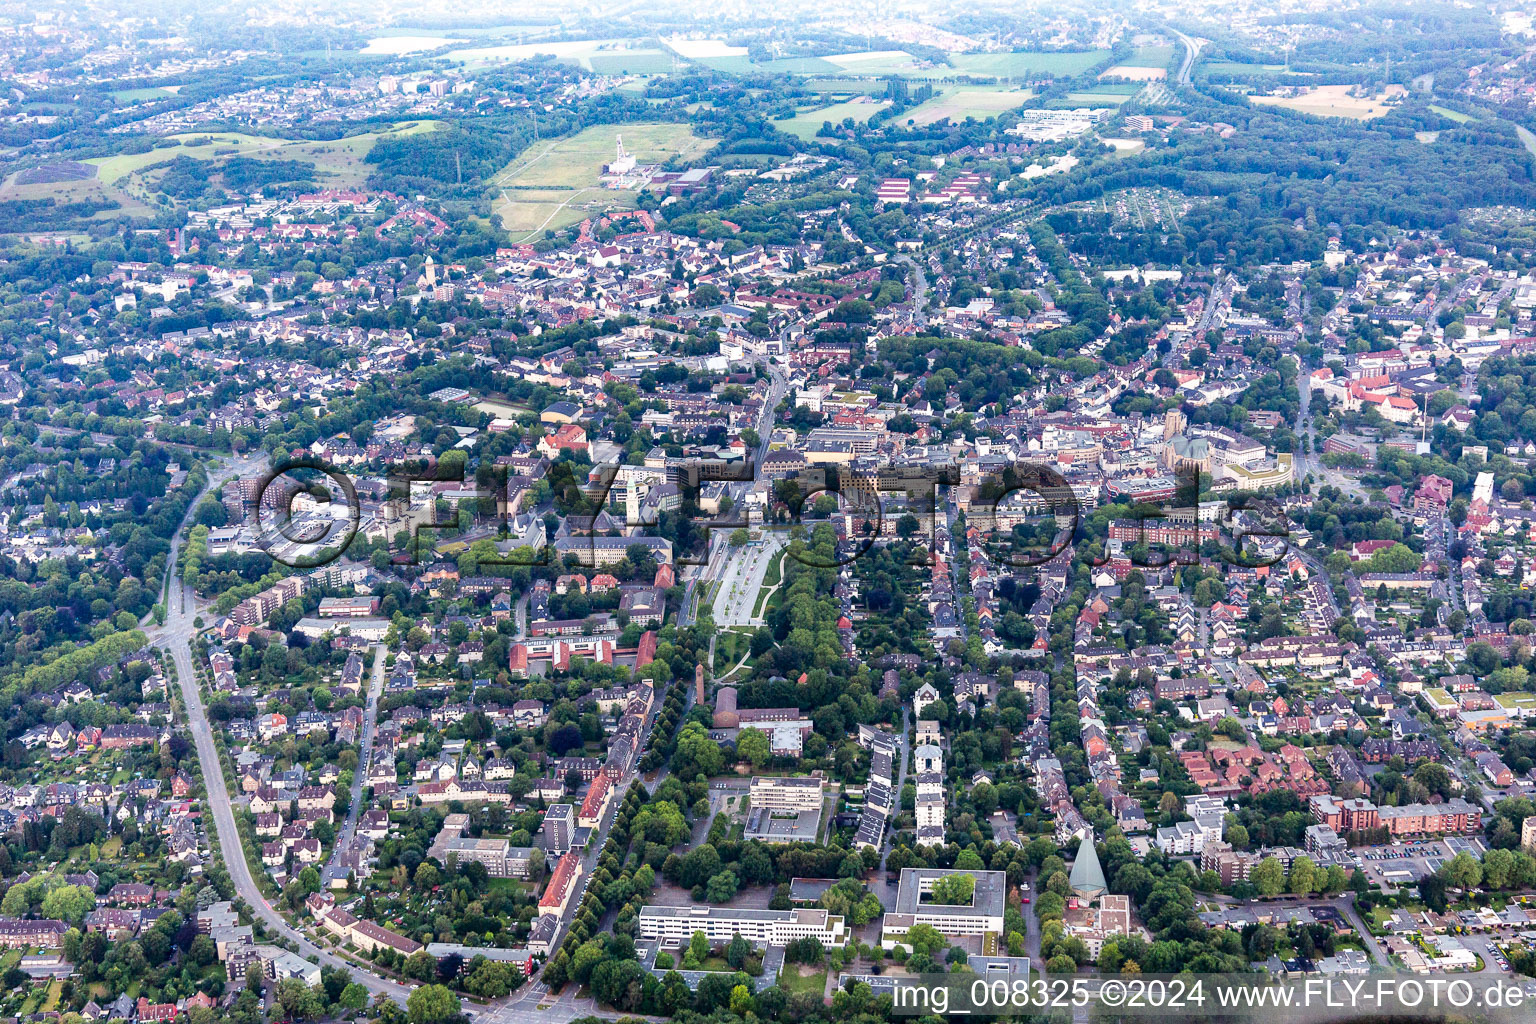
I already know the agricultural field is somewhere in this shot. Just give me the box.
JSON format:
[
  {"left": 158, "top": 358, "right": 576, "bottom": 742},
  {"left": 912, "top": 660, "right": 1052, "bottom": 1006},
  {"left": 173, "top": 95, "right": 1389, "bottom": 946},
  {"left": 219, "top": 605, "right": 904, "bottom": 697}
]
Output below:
[
  {"left": 1100, "top": 65, "right": 1165, "bottom": 80},
  {"left": 821, "top": 50, "right": 929, "bottom": 75},
  {"left": 947, "top": 49, "right": 1111, "bottom": 80},
  {"left": 759, "top": 55, "right": 844, "bottom": 75},
  {"left": 1202, "top": 60, "right": 1288, "bottom": 77},
  {"left": 1249, "top": 83, "right": 1407, "bottom": 120},
  {"left": 748, "top": 49, "right": 932, "bottom": 77},
  {"left": 663, "top": 37, "right": 749, "bottom": 59},
  {"left": 1123, "top": 45, "right": 1175, "bottom": 67},
  {"left": 585, "top": 51, "right": 678, "bottom": 74},
  {"left": 803, "top": 78, "right": 888, "bottom": 94},
  {"left": 901, "top": 85, "right": 1034, "bottom": 125},
  {"left": 695, "top": 56, "right": 758, "bottom": 73},
  {"left": 361, "top": 35, "right": 463, "bottom": 55},
  {"left": 1058, "top": 83, "right": 1142, "bottom": 106},
  {"left": 1100, "top": 43, "right": 1172, "bottom": 84},
  {"left": 445, "top": 38, "right": 639, "bottom": 68},
  {"left": 490, "top": 122, "right": 711, "bottom": 240},
  {"left": 776, "top": 98, "right": 892, "bottom": 140}
]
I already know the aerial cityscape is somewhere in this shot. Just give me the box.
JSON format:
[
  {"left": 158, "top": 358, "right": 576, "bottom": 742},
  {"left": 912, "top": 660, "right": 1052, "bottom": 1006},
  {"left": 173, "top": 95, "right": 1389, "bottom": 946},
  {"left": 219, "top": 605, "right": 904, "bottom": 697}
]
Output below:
[{"left": 3, "top": 0, "right": 1536, "bottom": 1021}]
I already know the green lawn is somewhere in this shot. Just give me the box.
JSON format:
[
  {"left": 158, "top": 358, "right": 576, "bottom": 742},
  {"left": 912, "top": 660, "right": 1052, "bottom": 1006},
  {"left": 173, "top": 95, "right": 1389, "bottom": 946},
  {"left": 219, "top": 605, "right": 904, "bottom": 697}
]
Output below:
[
  {"left": 762, "top": 549, "right": 784, "bottom": 588},
  {"left": 1430, "top": 104, "right": 1476, "bottom": 124},
  {"left": 1519, "top": 125, "right": 1536, "bottom": 160},
  {"left": 491, "top": 122, "right": 709, "bottom": 190},
  {"left": 779, "top": 965, "right": 828, "bottom": 995},
  {"left": 113, "top": 87, "right": 173, "bottom": 102}
]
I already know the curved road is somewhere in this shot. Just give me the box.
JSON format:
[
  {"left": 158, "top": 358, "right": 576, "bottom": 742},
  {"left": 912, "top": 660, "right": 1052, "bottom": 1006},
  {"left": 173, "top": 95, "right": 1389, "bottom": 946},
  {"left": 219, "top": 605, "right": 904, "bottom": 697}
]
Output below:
[
  {"left": 1171, "top": 29, "right": 1202, "bottom": 86},
  {"left": 152, "top": 458, "right": 414, "bottom": 1007}
]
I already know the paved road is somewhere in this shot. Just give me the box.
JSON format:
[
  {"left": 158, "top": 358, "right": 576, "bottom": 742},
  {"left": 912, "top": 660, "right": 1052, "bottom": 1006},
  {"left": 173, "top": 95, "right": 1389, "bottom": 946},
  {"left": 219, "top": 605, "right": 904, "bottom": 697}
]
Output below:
[
  {"left": 879, "top": 708, "right": 910, "bottom": 875},
  {"left": 147, "top": 455, "right": 690, "bottom": 1016},
  {"left": 1293, "top": 359, "right": 1369, "bottom": 500},
  {"left": 1337, "top": 898, "right": 1387, "bottom": 965},
  {"left": 151, "top": 457, "right": 414, "bottom": 1008},
  {"left": 327, "top": 643, "right": 385, "bottom": 877},
  {"left": 1171, "top": 29, "right": 1202, "bottom": 86}
]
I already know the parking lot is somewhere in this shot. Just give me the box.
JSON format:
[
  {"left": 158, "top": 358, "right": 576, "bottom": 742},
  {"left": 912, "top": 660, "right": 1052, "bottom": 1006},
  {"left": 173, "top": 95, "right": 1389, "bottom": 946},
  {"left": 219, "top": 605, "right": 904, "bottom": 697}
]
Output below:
[
  {"left": 1354, "top": 836, "right": 1488, "bottom": 888},
  {"left": 646, "top": 879, "right": 776, "bottom": 910},
  {"left": 712, "top": 533, "right": 786, "bottom": 628}
]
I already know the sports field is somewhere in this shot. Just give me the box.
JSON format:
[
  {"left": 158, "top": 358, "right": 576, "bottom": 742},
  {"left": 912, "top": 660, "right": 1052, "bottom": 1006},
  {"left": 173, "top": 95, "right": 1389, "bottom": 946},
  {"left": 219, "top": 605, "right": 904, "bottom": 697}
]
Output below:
[
  {"left": 1250, "top": 84, "right": 1406, "bottom": 120},
  {"left": 489, "top": 122, "right": 710, "bottom": 240},
  {"left": 777, "top": 98, "right": 892, "bottom": 140},
  {"left": 901, "top": 85, "right": 1034, "bottom": 124}
]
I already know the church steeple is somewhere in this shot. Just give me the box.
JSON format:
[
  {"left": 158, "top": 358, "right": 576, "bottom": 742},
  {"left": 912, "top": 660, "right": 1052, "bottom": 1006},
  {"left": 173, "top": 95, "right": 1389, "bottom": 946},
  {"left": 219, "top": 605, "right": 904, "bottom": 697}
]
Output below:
[{"left": 1068, "top": 829, "right": 1107, "bottom": 900}]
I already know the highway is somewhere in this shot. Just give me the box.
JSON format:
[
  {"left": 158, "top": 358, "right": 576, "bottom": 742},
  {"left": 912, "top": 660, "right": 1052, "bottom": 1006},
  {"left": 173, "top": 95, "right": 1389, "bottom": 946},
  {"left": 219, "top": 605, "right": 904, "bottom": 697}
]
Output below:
[{"left": 1171, "top": 28, "right": 1202, "bottom": 86}]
